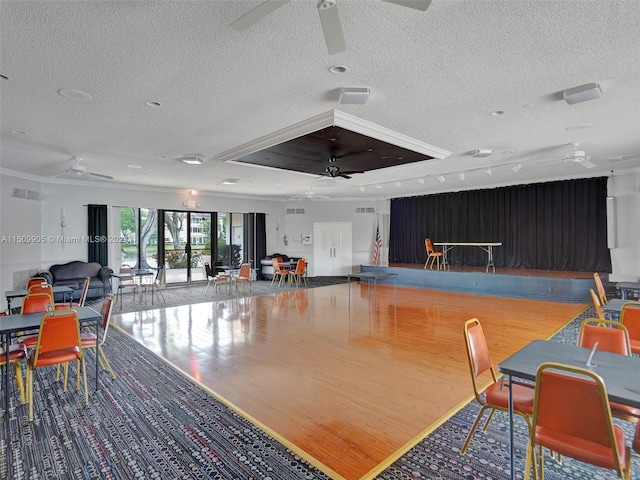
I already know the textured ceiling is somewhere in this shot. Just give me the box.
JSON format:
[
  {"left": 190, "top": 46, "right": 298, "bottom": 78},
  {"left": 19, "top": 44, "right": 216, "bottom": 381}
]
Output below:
[{"left": 1, "top": 0, "right": 639, "bottom": 200}]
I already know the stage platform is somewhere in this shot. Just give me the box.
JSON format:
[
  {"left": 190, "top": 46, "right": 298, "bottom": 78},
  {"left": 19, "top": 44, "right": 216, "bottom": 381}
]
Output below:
[{"left": 360, "top": 264, "right": 596, "bottom": 303}]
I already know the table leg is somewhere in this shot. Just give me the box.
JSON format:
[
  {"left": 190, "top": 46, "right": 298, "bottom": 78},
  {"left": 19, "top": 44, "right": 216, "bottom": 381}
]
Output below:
[
  {"left": 487, "top": 245, "right": 496, "bottom": 273},
  {"left": 507, "top": 373, "right": 515, "bottom": 480}
]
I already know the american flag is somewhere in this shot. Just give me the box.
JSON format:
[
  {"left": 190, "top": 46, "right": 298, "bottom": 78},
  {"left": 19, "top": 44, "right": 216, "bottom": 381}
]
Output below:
[{"left": 372, "top": 223, "right": 382, "bottom": 266}]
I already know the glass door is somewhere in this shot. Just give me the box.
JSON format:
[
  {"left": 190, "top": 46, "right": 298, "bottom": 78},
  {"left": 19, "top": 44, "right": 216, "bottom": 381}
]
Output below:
[{"left": 163, "top": 211, "right": 212, "bottom": 284}]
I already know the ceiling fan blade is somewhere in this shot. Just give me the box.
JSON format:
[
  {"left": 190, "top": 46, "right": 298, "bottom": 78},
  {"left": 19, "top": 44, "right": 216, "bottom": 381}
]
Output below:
[
  {"left": 338, "top": 173, "right": 352, "bottom": 179},
  {"left": 383, "top": 0, "right": 432, "bottom": 11},
  {"left": 230, "top": 0, "right": 290, "bottom": 30},
  {"left": 317, "top": 1, "right": 346, "bottom": 55},
  {"left": 580, "top": 160, "right": 596, "bottom": 169},
  {"left": 340, "top": 170, "right": 365, "bottom": 175},
  {"left": 88, "top": 172, "right": 114, "bottom": 180}
]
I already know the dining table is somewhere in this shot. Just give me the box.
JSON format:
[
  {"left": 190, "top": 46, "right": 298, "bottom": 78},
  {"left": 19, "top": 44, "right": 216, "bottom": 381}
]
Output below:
[
  {"left": 498, "top": 339, "right": 640, "bottom": 480},
  {"left": 5, "top": 285, "right": 73, "bottom": 312}
]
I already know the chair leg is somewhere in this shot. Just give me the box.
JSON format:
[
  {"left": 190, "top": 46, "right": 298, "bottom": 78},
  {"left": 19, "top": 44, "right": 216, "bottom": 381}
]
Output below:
[
  {"left": 461, "top": 405, "right": 493, "bottom": 455},
  {"left": 99, "top": 346, "right": 116, "bottom": 379},
  {"left": 13, "top": 362, "right": 26, "bottom": 404},
  {"left": 27, "top": 367, "right": 34, "bottom": 421}
]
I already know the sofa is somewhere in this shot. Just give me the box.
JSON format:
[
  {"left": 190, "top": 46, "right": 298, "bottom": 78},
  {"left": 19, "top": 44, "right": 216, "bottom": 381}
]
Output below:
[
  {"left": 259, "top": 254, "right": 301, "bottom": 280},
  {"left": 37, "top": 261, "right": 113, "bottom": 302}
]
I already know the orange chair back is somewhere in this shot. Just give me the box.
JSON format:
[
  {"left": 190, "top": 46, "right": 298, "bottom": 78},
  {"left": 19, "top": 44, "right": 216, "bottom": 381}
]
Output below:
[
  {"left": 21, "top": 293, "right": 52, "bottom": 314},
  {"left": 589, "top": 288, "right": 605, "bottom": 320},
  {"left": 27, "top": 277, "right": 48, "bottom": 289},
  {"left": 294, "top": 258, "right": 306, "bottom": 275},
  {"left": 577, "top": 319, "right": 631, "bottom": 356},
  {"left": 272, "top": 258, "right": 286, "bottom": 274},
  {"left": 31, "top": 310, "right": 82, "bottom": 367},
  {"left": 78, "top": 276, "right": 91, "bottom": 307},
  {"left": 238, "top": 263, "right": 251, "bottom": 278},
  {"left": 532, "top": 363, "right": 626, "bottom": 473},
  {"left": 621, "top": 302, "right": 640, "bottom": 354},
  {"left": 28, "top": 283, "right": 55, "bottom": 303},
  {"left": 463, "top": 318, "right": 498, "bottom": 400},
  {"left": 593, "top": 272, "right": 608, "bottom": 305},
  {"left": 99, "top": 295, "right": 114, "bottom": 341},
  {"left": 425, "top": 238, "right": 435, "bottom": 254}
]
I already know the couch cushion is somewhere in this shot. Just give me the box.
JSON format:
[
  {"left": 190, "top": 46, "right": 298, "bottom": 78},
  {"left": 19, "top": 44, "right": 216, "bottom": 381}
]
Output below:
[{"left": 49, "top": 261, "right": 102, "bottom": 282}]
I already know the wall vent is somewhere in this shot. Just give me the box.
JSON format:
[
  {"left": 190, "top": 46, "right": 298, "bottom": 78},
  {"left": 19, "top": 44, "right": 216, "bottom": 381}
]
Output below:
[
  {"left": 286, "top": 208, "right": 305, "bottom": 215},
  {"left": 12, "top": 188, "right": 40, "bottom": 201},
  {"left": 355, "top": 207, "right": 375, "bottom": 213}
]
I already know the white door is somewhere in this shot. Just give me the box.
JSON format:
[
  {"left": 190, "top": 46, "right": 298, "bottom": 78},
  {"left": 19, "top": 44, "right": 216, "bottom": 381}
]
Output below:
[{"left": 313, "top": 222, "right": 352, "bottom": 276}]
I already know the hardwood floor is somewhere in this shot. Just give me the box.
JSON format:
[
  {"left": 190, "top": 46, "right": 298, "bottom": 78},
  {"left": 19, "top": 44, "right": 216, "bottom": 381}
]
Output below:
[{"left": 111, "top": 283, "right": 587, "bottom": 480}]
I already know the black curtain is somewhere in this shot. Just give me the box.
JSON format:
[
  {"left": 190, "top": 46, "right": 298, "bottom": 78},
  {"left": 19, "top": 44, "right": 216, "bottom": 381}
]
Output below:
[
  {"left": 243, "top": 213, "right": 267, "bottom": 275},
  {"left": 389, "top": 177, "right": 611, "bottom": 272},
  {"left": 87, "top": 204, "right": 108, "bottom": 266}
]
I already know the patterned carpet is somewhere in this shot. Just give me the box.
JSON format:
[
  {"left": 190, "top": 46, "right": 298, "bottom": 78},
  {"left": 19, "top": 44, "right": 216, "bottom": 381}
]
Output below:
[{"left": 2, "top": 307, "right": 639, "bottom": 479}]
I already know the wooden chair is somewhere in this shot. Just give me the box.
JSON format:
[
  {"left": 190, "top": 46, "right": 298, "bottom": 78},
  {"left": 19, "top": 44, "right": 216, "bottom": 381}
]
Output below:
[
  {"left": 620, "top": 301, "right": 640, "bottom": 355},
  {"left": 424, "top": 238, "right": 443, "bottom": 270},
  {"left": 527, "top": 362, "right": 631, "bottom": 480},
  {"left": 593, "top": 272, "right": 609, "bottom": 305},
  {"left": 590, "top": 288, "right": 605, "bottom": 320},
  {"left": 577, "top": 318, "right": 639, "bottom": 422},
  {"left": 233, "top": 263, "right": 252, "bottom": 293},
  {"left": 461, "top": 318, "right": 534, "bottom": 478},
  {"left": 271, "top": 258, "right": 290, "bottom": 287},
  {"left": 80, "top": 294, "right": 116, "bottom": 379},
  {"left": 26, "top": 309, "right": 88, "bottom": 421},
  {"left": 0, "top": 341, "right": 27, "bottom": 404}
]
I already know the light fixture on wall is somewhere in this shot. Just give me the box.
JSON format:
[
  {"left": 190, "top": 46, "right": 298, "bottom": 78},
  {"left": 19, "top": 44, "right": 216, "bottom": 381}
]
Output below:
[{"left": 183, "top": 189, "right": 200, "bottom": 209}]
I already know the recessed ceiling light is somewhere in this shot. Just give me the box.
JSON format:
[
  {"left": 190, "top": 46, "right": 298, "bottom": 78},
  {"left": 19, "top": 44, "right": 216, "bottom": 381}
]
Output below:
[
  {"left": 127, "top": 164, "right": 142, "bottom": 169},
  {"left": 417, "top": 178, "right": 425, "bottom": 184},
  {"left": 485, "top": 167, "right": 493, "bottom": 176},
  {"left": 512, "top": 163, "right": 522, "bottom": 173},
  {"left": 394, "top": 181, "right": 402, "bottom": 187},
  {"left": 438, "top": 175, "right": 446, "bottom": 183},
  {"left": 146, "top": 101, "right": 162, "bottom": 107},
  {"left": 223, "top": 178, "right": 238, "bottom": 185},
  {"left": 329, "top": 65, "right": 347, "bottom": 74},
  {"left": 375, "top": 184, "right": 382, "bottom": 189},
  {"left": 359, "top": 186, "right": 366, "bottom": 192},
  {"left": 181, "top": 156, "right": 204, "bottom": 165},
  {"left": 458, "top": 172, "right": 465, "bottom": 180},
  {"left": 58, "top": 88, "right": 92, "bottom": 102},
  {"left": 490, "top": 110, "right": 505, "bottom": 116}
]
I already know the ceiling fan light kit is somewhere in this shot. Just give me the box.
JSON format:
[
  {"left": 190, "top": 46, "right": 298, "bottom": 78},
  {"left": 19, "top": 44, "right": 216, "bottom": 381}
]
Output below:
[
  {"left": 339, "top": 87, "right": 370, "bottom": 104},
  {"left": 563, "top": 82, "right": 602, "bottom": 105}
]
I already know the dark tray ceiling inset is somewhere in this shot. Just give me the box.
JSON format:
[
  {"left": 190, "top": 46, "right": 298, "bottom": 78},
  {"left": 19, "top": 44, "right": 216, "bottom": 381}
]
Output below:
[{"left": 233, "top": 126, "right": 434, "bottom": 177}]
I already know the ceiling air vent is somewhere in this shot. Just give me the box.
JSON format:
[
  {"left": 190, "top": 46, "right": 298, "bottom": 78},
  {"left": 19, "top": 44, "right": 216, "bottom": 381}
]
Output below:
[{"left": 355, "top": 207, "right": 375, "bottom": 213}]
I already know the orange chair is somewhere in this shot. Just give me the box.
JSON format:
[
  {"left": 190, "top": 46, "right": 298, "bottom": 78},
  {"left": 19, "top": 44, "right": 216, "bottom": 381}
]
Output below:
[
  {"left": 233, "top": 263, "right": 252, "bottom": 293},
  {"left": 620, "top": 301, "right": 640, "bottom": 355},
  {"left": 577, "top": 318, "right": 639, "bottom": 422},
  {"left": 461, "top": 318, "right": 534, "bottom": 474},
  {"left": 290, "top": 259, "right": 308, "bottom": 287},
  {"left": 594, "top": 272, "right": 609, "bottom": 305},
  {"left": 0, "top": 342, "right": 28, "bottom": 404},
  {"left": 80, "top": 294, "right": 116, "bottom": 379},
  {"left": 18, "top": 293, "right": 54, "bottom": 349},
  {"left": 271, "top": 258, "right": 290, "bottom": 287},
  {"left": 28, "top": 283, "right": 56, "bottom": 304},
  {"left": 26, "top": 309, "right": 88, "bottom": 421},
  {"left": 27, "top": 277, "right": 48, "bottom": 289},
  {"left": 634, "top": 423, "right": 640, "bottom": 454},
  {"left": 590, "top": 288, "right": 606, "bottom": 320},
  {"left": 424, "top": 238, "right": 443, "bottom": 270},
  {"left": 527, "top": 362, "right": 631, "bottom": 480}
]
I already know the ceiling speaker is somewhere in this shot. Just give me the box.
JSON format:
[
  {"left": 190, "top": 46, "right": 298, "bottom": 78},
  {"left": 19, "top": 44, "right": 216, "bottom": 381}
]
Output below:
[
  {"left": 563, "top": 83, "right": 602, "bottom": 105},
  {"left": 339, "top": 87, "right": 370, "bottom": 105}
]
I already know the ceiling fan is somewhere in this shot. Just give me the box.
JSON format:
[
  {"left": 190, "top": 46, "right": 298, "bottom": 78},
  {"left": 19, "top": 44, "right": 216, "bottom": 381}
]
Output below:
[
  {"left": 231, "top": 0, "right": 432, "bottom": 55},
  {"left": 316, "top": 154, "right": 365, "bottom": 179},
  {"left": 542, "top": 143, "right": 596, "bottom": 170},
  {"left": 52, "top": 157, "right": 114, "bottom": 180},
  {"left": 289, "top": 187, "right": 330, "bottom": 201}
]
